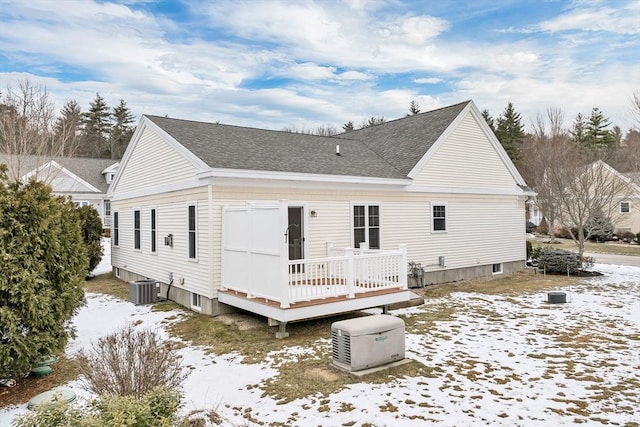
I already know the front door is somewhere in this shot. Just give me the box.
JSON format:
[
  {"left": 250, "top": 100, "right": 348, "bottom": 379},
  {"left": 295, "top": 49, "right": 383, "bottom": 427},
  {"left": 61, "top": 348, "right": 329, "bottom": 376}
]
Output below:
[{"left": 287, "top": 207, "right": 304, "bottom": 261}]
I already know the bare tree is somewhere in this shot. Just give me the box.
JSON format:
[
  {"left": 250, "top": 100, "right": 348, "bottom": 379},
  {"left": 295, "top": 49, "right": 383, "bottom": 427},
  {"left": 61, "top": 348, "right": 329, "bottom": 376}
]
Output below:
[
  {"left": 521, "top": 107, "right": 569, "bottom": 243},
  {"left": 0, "top": 80, "right": 60, "bottom": 180},
  {"left": 546, "top": 156, "right": 635, "bottom": 257}
]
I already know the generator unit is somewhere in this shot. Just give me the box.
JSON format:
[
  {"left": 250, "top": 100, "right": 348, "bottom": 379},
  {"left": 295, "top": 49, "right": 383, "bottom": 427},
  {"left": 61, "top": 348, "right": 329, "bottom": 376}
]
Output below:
[
  {"left": 331, "top": 314, "right": 405, "bottom": 372},
  {"left": 129, "top": 279, "right": 159, "bottom": 305}
]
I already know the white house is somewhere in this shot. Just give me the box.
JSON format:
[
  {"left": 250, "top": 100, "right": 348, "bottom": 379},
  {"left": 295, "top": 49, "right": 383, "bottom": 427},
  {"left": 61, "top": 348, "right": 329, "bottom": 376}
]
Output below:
[
  {"left": 0, "top": 154, "right": 119, "bottom": 229},
  {"left": 108, "top": 101, "right": 535, "bottom": 331}
]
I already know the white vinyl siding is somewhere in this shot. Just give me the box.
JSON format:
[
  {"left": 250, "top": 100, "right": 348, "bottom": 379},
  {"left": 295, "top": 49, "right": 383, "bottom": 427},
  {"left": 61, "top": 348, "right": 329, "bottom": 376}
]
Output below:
[
  {"left": 111, "top": 187, "right": 211, "bottom": 298},
  {"left": 412, "top": 113, "right": 515, "bottom": 190},
  {"left": 115, "top": 126, "right": 199, "bottom": 194}
]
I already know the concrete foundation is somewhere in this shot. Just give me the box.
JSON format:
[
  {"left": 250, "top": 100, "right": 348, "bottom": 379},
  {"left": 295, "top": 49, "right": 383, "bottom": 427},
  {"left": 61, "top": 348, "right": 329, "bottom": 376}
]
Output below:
[
  {"left": 421, "top": 260, "right": 525, "bottom": 285},
  {"left": 112, "top": 267, "right": 236, "bottom": 317}
]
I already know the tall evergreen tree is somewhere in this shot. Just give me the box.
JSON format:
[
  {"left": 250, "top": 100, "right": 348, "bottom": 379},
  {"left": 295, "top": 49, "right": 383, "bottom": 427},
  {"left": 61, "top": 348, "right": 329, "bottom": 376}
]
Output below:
[
  {"left": 0, "top": 166, "right": 87, "bottom": 379},
  {"left": 585, "top": 107, "right": 615, "bottom": 146},
  {"left": 495, "top": 102, "right": 525, "bottom": 164},
  {"left": 342, "top": 121, "right": 354, "bottom": 132},
  {"left": 110, "top": 99, "right": 135, "bottom": 159},
  {"left": 570, "top": 112, "right": 587, "bottom": 146},
  {"left": 81, "top": 93, "right": 111, "bottom": 158},
  {"left": 54, "top": 100, "right": 82, "bottom": 157},
  {"left": 407, "top": 100, "right": 421, "bottom": 116},
  {"left": 481, "top": 109, "right": 495, "bottom": 132}
]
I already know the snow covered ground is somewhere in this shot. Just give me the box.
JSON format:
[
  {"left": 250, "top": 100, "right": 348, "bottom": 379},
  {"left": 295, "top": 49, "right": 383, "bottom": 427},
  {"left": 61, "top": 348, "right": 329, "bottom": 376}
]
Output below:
[{"left": 1, "top": 257, "right": 639, "bottom": 426}]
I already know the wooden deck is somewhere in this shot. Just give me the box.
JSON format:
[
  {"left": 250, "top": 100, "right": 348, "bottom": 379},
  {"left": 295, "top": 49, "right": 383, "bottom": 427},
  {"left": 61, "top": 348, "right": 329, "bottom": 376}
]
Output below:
[{"left": 217, "top": 285, "right": 413, "bottom": 325}]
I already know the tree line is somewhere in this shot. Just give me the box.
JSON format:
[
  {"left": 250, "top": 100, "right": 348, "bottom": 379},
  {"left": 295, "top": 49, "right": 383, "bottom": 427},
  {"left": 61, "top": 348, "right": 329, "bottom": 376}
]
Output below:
[{"left": 0, "top": 80, "right": 136, "bottom": 161}]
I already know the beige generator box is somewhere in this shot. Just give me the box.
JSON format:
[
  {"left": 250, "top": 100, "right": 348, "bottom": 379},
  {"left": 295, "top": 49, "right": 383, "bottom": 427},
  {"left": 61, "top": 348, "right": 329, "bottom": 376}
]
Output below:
[{"left": 331, "top": 314, "right": 405, "bottom": 372}]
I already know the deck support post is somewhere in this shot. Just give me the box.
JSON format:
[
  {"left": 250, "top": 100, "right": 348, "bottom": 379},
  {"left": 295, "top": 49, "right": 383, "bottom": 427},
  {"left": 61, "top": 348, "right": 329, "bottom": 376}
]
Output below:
[
  {"left": 275, "top": 322, "right": 289, "bottom": 339},
  {"left": 382, "top": 305, "right": 389, "bottom": 314}
]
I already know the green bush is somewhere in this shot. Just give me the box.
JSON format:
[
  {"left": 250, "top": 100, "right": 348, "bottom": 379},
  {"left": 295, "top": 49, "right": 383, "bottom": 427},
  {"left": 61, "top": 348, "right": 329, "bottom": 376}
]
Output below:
[
  {"left": 534, "top": 247, "right": 593, "bottom": 274},
  {"left": 586, "top": 214, "right": 614, "bottom": 242},
  {"left": 636, "top": 232, "right": 640, "bottom": 244},
  {"left": 75, "top": 205, "right": 104, "bottom": 273},
  {"left": 14, "top": 387, "right": 182, "bottom": 427},
  {"left": 0, "top": 167, "right": 87, "bottom": 379}
]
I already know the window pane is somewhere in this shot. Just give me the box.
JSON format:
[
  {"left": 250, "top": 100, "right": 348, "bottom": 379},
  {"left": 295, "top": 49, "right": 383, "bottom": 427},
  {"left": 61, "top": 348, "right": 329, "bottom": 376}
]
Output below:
[
  {"left": 368, "top": 205, "right": 379, "bottom": 227},
  {"left": 353, "top": 205, "right": 365, "bottom": 227},
  {"left": 433, "top": 205, "right": 446, "bottom": 231},
  {"left": 113, "top": 212, "right": 119, "bottom": 246},
  {"left": 151, "top": 209, "right": 156, "bottom": 253},
  {"left": 354, "top": 228, "right": 365, "bottom": 248},
  {"left": 369, "top": 228, "right": 380, "bottom": 249},
  {"left": 134, "top": 210, "right": 141, "bottom": 249},
  {"left": 188, "top": 205, "right": 196, "bottom": 259}
]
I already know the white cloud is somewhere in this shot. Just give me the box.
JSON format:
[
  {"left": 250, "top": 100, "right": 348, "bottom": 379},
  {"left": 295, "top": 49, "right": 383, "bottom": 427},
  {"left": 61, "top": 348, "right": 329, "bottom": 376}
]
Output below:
[{"left": 414, "top": 77, "right": 443, "bottom": 84}]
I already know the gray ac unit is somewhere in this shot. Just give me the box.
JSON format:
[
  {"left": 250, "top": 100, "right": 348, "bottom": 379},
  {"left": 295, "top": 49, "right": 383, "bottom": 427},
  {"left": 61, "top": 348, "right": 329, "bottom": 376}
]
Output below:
[
  {"left": 129, "top": 279, "right": 159, "bottom": 305},
  {"left": 331, "top": 314, "right": 405, "bottom": 372}
]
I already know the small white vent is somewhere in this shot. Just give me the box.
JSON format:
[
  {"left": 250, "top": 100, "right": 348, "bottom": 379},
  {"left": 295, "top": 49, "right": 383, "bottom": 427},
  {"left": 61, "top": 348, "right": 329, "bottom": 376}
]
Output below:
[
  {"left": 331, "top": 314, "right": 405, "bottom": 372},
  {"left": 129, "top": 279, "right": 159, "bottom": 305}
]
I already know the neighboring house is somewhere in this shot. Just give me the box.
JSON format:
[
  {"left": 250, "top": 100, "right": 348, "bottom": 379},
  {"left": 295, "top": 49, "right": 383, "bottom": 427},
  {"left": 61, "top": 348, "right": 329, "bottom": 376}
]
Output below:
[
  {"left": 0, "top": 154, "right": 119, "bottom": 229},
  {"left": 616, "top": 169, "right": 640, "bottom": 235},
  {"left": 525, "top": 199, "right": 542, "bottom": 226},
  {"left": 108, "top": 100, "right": 535, "bottom": 329}
]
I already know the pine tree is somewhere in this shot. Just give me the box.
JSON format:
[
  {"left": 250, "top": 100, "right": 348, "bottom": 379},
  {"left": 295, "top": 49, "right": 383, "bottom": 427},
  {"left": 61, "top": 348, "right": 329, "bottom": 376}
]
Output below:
[
  {"left": 570, "top": 113, "right": 587, "bottom": 146},
  {"left": 407, "top": 100, "right": 421, "bottom": 116},
  {"left": 342, "top": 121, "right": 354, "bottom": 132},
  {"left": 495, "top": 102, "right": 525, "bottom": 164},
  {"left": 0, "top": 166, "right": 87, "bottom": 379},
  {"left": 481, "top": 109, "right": 495, "bottom": 132},
  {"left": 585, "top": 107, "right": 615, "bottom": 146},
  {"left": 110, "top": 99, "right": 135, "bottom": 159},
  {"left": 81, "top": 93, "right": 111, "bottom": 158}
]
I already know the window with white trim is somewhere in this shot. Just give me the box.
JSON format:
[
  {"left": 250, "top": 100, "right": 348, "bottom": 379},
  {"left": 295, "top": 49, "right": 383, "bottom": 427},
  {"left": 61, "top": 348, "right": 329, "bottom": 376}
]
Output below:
[
  {"left": 134, "top": 210, "right": 141, "bottom": 250},
  {"left": 620, "top": 201, "right": 630, "bottom": 213},
  {"left": 74, "top": 200, "right": 90, "bottom": 207},
  {"left": 353, "top": 204, "right": 380, "bottom": 249},
  {"left": 113, "top": 212, "right": 119, "bottom": 246},
  {"left": 191, "top": 292, "right": 201, "bottom": 311},
  {"left": 104, "top": 200, "right": 111, "bottom": 217},
  {"left": 150, "top": 209, "right": 157, "bottom": 253},
  {"left": 432, "top": 203, "right": 447, "bottom": 232},
  {"left": 492, "top": 263, "right": 503, "bottom": 274},
  {"left": 188, "top": 204, "right": 197, "bottom": 259}
]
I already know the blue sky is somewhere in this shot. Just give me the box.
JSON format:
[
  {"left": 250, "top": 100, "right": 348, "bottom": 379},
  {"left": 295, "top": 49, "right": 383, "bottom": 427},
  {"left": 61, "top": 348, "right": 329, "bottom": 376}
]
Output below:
[{"left": 1, "top": 0, "right": 639, "bottom": 132}]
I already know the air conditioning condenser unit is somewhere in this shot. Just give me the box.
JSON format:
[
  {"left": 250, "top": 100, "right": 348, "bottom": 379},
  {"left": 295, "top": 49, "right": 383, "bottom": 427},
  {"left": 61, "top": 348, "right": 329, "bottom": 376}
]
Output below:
[
  {"left": 129, "top": 279, "right": 159, "bottom": 305},
  {"left": 331, "top": 314, "right": 405, "bottom": 372}
]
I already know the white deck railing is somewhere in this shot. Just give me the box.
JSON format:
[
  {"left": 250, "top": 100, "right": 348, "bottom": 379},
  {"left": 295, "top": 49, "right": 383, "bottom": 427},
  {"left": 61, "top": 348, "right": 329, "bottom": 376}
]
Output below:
[{"left": 222, "top": 244, "right": 407, "bottom": 309}]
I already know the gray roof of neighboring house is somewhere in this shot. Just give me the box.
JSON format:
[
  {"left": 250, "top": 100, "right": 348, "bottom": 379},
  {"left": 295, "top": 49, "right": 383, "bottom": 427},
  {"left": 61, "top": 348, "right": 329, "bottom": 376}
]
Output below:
[
  {"left": 0, "top": 154, "right": 118, "bottom": 193},
  {"left": 145, "top": 101, "right": 470, "bottom": 179},
  {"left": 623, "top": 171, "right": 640, "bottom": 187}
]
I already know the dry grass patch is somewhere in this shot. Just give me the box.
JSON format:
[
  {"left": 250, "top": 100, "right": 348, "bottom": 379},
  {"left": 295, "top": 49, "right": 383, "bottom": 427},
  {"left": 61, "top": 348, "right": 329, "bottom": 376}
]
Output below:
[
  {"left": 419, "top": 270, "right": 576, "bottom": 299},
  {"left": 531, "top": 238, "right": 640, "bottom": 256},
  {"left": 83, "top": 273, "right": 129, "bottom": 300},
  {"left": 260, "top": 357, "right": 428, "bottom": 404},
  {"left": 0, "top": 355, "right": 81, "bottom": 408}
]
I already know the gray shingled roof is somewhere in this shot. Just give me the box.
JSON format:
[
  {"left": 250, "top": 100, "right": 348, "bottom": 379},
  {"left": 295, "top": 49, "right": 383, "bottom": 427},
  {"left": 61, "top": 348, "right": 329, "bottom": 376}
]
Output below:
[
  {"left": 0, "top": 154, "right": 117, "bottom": 193},
  {"left": 335, "top": 101, "right": 470, "bottom": 176},
  {"left": 145, "top": 101, "right": 470, "bottom": 179}
]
